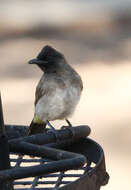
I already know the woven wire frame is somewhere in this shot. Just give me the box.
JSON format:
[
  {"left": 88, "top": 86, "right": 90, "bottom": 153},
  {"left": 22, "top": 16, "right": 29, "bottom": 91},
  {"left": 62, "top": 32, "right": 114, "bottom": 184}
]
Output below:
[{"left": 10, "top": 153, "right": 92, "bottom": 190}]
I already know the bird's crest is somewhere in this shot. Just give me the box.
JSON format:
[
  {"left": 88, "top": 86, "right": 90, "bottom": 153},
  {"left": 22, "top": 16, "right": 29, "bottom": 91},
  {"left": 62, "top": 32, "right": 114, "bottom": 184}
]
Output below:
[{"left": 37, "top": 45, "right": 63, "bottom": 60}]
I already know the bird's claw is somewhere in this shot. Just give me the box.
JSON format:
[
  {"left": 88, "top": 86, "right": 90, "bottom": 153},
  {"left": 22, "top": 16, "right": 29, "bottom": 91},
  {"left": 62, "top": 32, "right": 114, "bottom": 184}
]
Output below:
[
  {"left": 46, "top": 120, "right": 59, "bottom": 141},
  {"left": 61, "top": 125, "right": 70, "bottom": 130},
  {"left": 61, "top": 119, "right": 75, "bottom": 139},
  {"left": 47, "top": 129, "right": 59, "bottom": 141}
]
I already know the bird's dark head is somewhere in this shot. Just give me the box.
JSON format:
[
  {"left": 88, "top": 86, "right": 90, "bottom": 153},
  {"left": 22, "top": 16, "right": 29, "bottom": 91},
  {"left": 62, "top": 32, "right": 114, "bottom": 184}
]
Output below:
[{"left": 28, "top": 45, "right": 64, "bottom": 72}]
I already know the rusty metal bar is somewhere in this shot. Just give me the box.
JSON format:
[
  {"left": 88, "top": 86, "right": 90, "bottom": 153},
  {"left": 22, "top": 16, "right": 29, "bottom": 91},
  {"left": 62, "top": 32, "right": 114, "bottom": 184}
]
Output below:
[
  {"left": 8, "top": 125, "right": 91, "bottom": 145},
  {"left": 0, "top": 141, "right": 86, "bottom": 180},
  {"left": 0, "top": 119, "right": 109, "bottom": 190},
  {"left": 0, "top": 94, "right": 6, "bottom": 136},
  {"left": 1, "top": 123, "right": 109, "bottom": 190},
  {"left": 0, "top": 94, "right": 13, "bottom": 190},
  {"left": 15, "top": 189, "right": 52, "bottom": 190},
  {"left": 9, "top": 137, "right": 109, "bottom": 190}
]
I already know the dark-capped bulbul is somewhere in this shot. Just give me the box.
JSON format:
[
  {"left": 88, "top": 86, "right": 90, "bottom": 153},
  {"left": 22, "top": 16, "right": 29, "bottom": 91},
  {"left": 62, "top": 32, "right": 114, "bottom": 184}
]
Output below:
[{"left": 27, "top": 45, "right": 83, "bottom": 135}]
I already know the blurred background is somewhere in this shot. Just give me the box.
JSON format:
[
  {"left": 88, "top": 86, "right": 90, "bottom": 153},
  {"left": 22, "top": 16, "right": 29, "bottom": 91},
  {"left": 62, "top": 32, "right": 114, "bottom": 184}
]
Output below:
[{"left": 0, "top": 0, "right": 131, "bottom": 189}]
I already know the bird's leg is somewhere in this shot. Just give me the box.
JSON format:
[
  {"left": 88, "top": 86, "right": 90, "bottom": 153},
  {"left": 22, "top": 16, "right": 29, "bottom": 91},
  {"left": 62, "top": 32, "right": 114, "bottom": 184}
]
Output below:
[
  {"left": 65, "top": 119, "right": 73, "bottom": 127},
  {"left": 61, "top": 119, "right": 75, "bottom": 138},
  {"left": 46, "top": 120, "right": 55, "bottom": 130},
  {"left": 46, "top": 120, "right": 58, "bottom": 141},
  {"left": 61, "top": 119, "right": 73, "bottom": 129}
]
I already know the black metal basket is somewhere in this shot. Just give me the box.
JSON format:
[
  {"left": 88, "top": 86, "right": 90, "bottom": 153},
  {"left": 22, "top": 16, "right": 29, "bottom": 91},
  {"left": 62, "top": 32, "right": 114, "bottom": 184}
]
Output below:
[{"left": 0, "top": 96, "right": 109, "bottom": 190}]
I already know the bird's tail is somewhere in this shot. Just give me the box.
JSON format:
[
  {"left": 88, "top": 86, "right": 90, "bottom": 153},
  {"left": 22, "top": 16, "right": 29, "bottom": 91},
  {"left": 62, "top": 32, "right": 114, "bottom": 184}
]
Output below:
[{"left": 26, "top": 119, "right": 46, "bottom": 136}]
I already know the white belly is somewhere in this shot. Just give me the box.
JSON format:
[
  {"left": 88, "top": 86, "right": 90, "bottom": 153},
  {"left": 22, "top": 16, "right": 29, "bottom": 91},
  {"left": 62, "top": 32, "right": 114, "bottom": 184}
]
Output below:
[{"left": 35, "top": 86, "right": 81, "bottom": 121}]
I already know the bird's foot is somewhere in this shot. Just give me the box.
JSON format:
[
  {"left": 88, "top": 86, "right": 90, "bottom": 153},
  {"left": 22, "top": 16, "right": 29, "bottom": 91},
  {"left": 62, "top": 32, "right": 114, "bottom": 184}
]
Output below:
[
  {"left": 61, "top": 119, "right": 75, "bottom": 138},
  {"left": 46, "top": 120, "right": 58, "bottom": 141}
]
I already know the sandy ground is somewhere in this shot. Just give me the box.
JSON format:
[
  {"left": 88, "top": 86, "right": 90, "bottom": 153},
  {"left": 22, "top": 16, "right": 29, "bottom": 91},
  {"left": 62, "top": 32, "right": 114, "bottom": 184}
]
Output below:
[{"left": 0, "top": 39, "right": 131, "bottom": 189}]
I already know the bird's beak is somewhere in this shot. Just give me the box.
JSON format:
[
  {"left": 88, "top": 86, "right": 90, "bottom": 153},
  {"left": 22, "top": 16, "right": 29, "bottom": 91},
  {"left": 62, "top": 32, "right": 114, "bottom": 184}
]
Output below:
[{"left": 28, "top": 59, "right": 47, "bottom": 65}]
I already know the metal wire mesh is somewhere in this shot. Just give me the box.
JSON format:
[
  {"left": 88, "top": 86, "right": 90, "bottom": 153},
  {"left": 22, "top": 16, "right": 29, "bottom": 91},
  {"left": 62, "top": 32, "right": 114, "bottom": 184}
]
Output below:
[
  {"left": 10, "top": 153, "right": 89, "bottom": 190},
  {"left": 0, "top": 94, "right": 109, "bottom": 190}
]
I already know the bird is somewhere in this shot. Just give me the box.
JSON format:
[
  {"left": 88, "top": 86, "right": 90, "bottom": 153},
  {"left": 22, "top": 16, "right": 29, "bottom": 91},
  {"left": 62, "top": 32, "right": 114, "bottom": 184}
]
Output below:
[{"left": 26, "top": 45, "right": 83, "bottom": 136}]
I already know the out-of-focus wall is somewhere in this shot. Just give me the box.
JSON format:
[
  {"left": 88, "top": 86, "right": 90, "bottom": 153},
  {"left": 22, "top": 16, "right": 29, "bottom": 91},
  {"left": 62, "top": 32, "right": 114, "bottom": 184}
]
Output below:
[{"left": 0, "top": 1, "right": 131, "bottom": 190}]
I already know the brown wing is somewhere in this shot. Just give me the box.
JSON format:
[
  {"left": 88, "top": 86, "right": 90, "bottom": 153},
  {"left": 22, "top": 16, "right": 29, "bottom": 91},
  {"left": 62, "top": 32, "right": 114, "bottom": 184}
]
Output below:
[
  {"left": 79, "top": 77, "right": 83, "bottom": 91},
  {"left": 34, "top": 75, "right": 66, "bottom": 106},
  {"left": 35, "top": 77, "right": 45, "bottom": 106}
]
